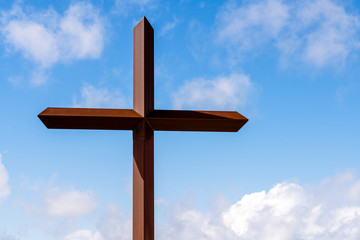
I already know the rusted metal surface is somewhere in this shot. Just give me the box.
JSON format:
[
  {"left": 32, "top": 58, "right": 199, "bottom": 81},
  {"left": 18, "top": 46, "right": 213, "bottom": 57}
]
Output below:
[
  {"left": 132, "top": 17, "right": 155, "bottom": 240},
  {"left": 133, "top": 17, "right": 154, "bottom": 117},
  {"left": 39, "top": 107, "right": 248, "bottom": 132},
  {"left": 133, "top": 120, "right": 154, "bottom": 240},
  {"left": 38, "top": 16, "right": 248, "bottom": 240},
  {"left": 146, "top": 110, "right": 248, "bottom": 132},
  {"left": 38, "top": 108, "right": 142, "bottom": 130}
]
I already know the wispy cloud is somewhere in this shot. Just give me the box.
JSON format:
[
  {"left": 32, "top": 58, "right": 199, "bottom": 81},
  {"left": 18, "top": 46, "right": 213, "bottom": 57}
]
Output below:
[
  {"left": 64, "top": 204, "right": 131, "bottom": 240},
  {"left": 64, "top": 230, "right": 103, "bottom": 240},
  {"left": 172, "top": 73, "right": 255, "bottom": 110},
  {"left": 72, "top": 83, "right": 126, "bottom": 108},
  {"left": 96, "top": 204, "right": 131, "bottom": 240},
  {"left": 0, "top": 2, "right": 104, "bottom": 84},
  {"left": 46, "top": 188, "right": 97, "bottom": 218},
  {"left": 216, "top": 0, "right": 289, "bottom": 50},
  {"left": 216, "top": 0, "right": 360, "bottom": 67},
  {"left": 0, "top": 154, "right": 10, "bottom": 199},
  {"left": 159, "top": 18, "right": 179, "bottom": 36},
  {"left": 113, "top": 0, "right": 157, "bottom": 15}
]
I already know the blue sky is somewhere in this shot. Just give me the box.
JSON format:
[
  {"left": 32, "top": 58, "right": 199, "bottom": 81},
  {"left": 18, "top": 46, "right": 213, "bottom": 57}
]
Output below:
[{"left": 1, "top": 0, "right": 360, "bottom": 239}]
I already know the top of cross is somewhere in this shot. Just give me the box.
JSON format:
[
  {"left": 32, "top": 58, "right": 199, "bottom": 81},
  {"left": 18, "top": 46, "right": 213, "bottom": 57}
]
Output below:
[{"left": 39, "top": 16, "right": 247, "bottom": 133}]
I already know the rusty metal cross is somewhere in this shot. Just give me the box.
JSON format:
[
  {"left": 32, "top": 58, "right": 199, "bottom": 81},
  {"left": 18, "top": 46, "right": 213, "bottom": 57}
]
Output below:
[{"left": 38, "top": 17, "right": 247, "bottom": 240}]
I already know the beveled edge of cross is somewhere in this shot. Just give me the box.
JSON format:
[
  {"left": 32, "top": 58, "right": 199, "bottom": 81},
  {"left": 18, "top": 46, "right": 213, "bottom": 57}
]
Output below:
[{"left": 38, "top": 16, "right": 248, "bottom": 133}]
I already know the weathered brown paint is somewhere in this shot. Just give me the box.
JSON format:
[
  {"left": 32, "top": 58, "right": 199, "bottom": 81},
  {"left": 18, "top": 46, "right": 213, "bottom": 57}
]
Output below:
[
  {"left": 38, "top": 108, "right": 247, "bottom": 132},
  {"left": 38, "top": 16, "right": 248, "bottom": 240},
  {"left": 133, "top": 17, "right": 155, "bottom": 240},
  {"left": 38, "top": 108, "right": 142, "bottom": 130},
  {"left": 146, "top": 110, "right": 247, "bottom": 132},
  {"left": 133, "top": 120, "right": 154, "bottom": 240},
  {"left": 133, "top": 17, "right": 154, "bottom": 117}
]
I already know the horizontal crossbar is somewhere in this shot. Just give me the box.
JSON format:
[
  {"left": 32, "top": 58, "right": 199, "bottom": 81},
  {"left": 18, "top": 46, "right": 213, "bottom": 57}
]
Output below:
[{"left": 39, "top": 108, "right": 248, "bottom": 132}]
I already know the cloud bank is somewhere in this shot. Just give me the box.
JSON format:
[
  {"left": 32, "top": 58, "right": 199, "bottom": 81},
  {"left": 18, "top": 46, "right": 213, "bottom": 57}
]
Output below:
[
  {"left": 216, "top": 0, "right": 360, "bottom": 67},
  {"left": 62, "top": 172, "right": 360, "bottom": 240},
  {"left": 222, "top": 181, "right": 360, "bottom": 239},
  {"left": 158, "top": 172, "right": 360, "bottom": 239}
]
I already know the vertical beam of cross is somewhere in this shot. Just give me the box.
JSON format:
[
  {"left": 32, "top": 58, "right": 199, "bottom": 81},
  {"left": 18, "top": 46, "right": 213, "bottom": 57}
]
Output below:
[{"left": 133, "top": 18, "right": 154, "bottom": 240}]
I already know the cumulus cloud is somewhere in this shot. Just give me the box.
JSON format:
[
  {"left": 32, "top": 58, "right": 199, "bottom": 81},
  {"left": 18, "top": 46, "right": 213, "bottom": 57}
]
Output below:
[
  {"left": 59, "top": 172, "right": 360, "bottom": 240},
  {"left": 64, "top": 230, "right": 103, "bottom": 240},
  {"left": 46, "top": 188, "right": 96, "bottom": 217},
  {"left": 72, "top": 83, "right": 126, "bottom": 108},
  {"left": 0, "top": 154, "right": 10, "bottom": 198},
  {"left": 156, "top": 172, "right": 360, "bottom": 240},
  {"left": 172, "top": 73, "right": 254, "bottom": 110},
  {"left": 222, "top": 179, "right": 360, "bottom": 239},
  {"left": 216, "top": 0, "right": 360, "bottom": 67},
  {"left": 157, "top": 202, "right": 236, "bottom": 240},
  {"left": 0, "top": 2, "right": 104, "bottom": 84}
]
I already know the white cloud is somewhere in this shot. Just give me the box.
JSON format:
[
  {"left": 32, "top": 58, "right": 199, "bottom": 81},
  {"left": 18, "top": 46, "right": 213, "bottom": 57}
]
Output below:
[
  {"left": 296, "top": 0, "right": 359, "bottom": 67},
  {"left": 64, "top": 230, "right": 103, "bottom": 240},
  {"left": 223, "top": 183, "right": 307, "bottom": 239},
  {"left": 1, "top": 2, "right": 104, "bottom": 69},
  {"left": 157, "top": 202, "right": 236, "bottom": 240},
  {"left": 155, "top": 172, "right": 360, "bottom": 240},
  {"left": 46, "top": 188, "right": 96, "bottom": 217},
  {"left": 217, "top": 0, "right": 289, "bottom": 50},
  {"left": 0, "top": 154, "right": 10, "bottom": 198},
  {"left": 222, "top": 179, "right": 360, "bottom": 239},
  {"left": 172, "top": 73, "right": 254, "bottom": 110},
  {"left": 216, "top": 0, "right": 360, "bottom": 67},
  {"left": 65, "top": 204, "right": 131, "bottom": 240},
  {"left": 72, "top": 84, "right": 126, "bottom": 108},
  {"left": 97, "top": 204, "right": 131, "bottom": 240},
  {"left": 56, "top": 172, "right": 360, "bottom": 240}
]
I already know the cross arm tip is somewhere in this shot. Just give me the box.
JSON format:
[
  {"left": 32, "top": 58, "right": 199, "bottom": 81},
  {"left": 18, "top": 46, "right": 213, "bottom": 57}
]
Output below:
[
  {"left": 38, "top": 107, "right": 143, "bottom": 130},
  {"left": 146, "top": 110, "right": 248, "bottom": 132}
]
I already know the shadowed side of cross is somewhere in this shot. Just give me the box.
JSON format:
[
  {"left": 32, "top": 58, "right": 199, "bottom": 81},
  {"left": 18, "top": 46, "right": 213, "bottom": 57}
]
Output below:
[{"left": 38, "top": 17, "right": 247, "bottom": 240}]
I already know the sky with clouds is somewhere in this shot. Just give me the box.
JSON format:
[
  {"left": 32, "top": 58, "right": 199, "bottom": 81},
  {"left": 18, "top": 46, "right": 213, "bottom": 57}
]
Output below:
[{"left": 1, "top": 0, "right": 360, "bottom": 239}]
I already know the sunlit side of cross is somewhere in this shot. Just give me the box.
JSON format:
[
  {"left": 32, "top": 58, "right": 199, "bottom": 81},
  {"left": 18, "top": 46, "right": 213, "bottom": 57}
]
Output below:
[{"left": 38, "top": 17, "right": 247, "bottom": 240}]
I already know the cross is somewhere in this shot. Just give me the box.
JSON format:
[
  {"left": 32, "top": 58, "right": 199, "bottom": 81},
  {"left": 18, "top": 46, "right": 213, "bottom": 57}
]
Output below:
[{"left": 38, "top": 17, "right": 247, "bottom": 240}]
